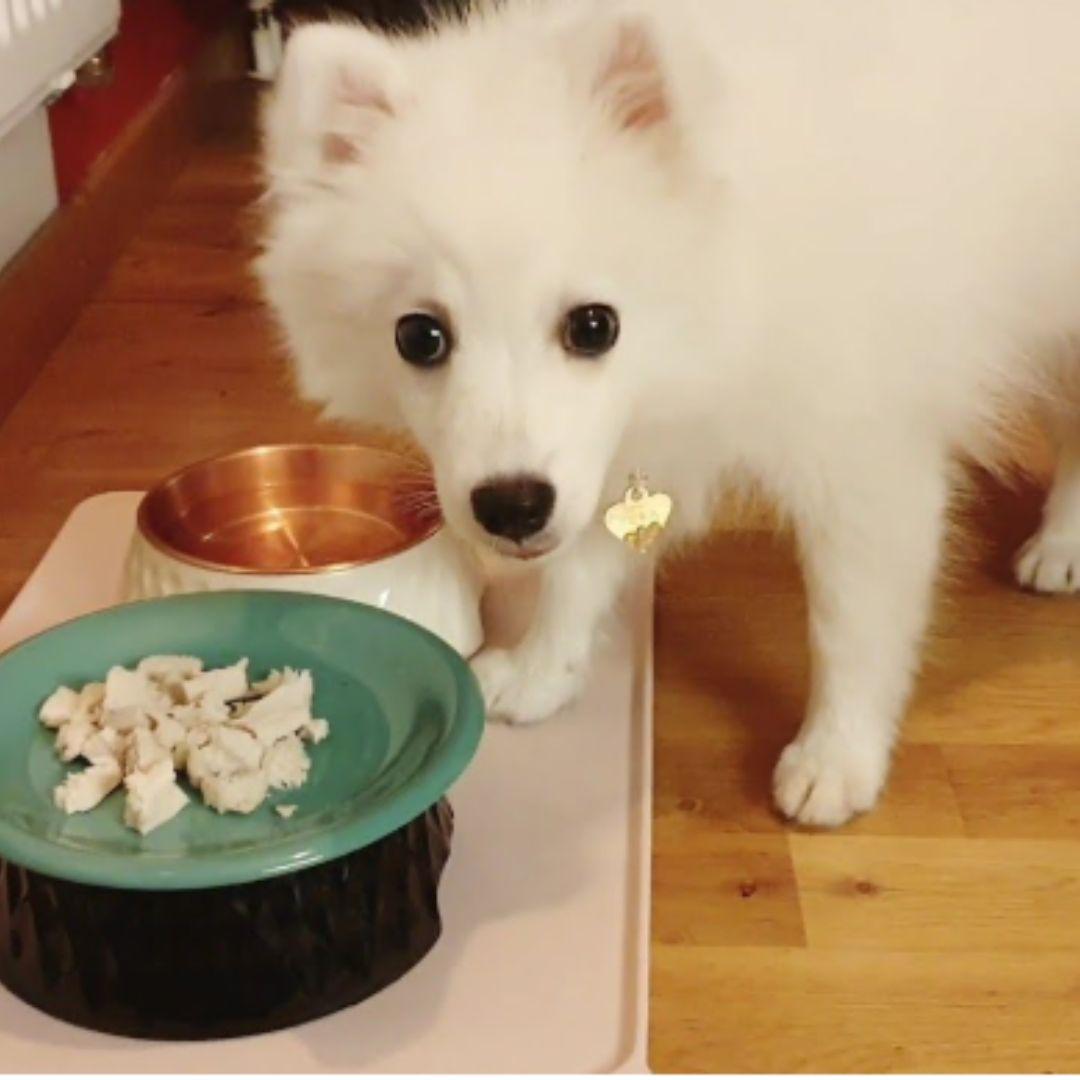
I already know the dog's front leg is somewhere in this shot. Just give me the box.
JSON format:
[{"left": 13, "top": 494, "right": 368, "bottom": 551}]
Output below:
[
  {"left": 773, "top": 449, "right": 950, "bottom": 827},
  {"left": 472, "top": 525, "right": 630, "bottom": 725}
]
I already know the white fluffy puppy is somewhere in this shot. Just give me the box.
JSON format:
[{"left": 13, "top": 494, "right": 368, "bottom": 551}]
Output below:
[{"left": 257, "top": 1, "right": 1080, "bottom": 826}]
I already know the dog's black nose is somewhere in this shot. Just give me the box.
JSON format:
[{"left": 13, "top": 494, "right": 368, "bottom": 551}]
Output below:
[{"left": 471, "top": 476, "right": 556, "bottom": 543}]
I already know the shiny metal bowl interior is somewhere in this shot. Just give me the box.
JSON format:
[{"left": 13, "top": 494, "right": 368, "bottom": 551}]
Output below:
[{"left": 137, "top": 444, "right": 442, "bottom": 575}]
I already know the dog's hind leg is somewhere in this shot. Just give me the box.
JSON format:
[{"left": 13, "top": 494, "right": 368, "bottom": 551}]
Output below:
[
  {"left": 773, "top": 443, "right": 951, "bottom": 828},
  {"left": 1015, "top": 413, "right": 1080, "bottom": 594}
]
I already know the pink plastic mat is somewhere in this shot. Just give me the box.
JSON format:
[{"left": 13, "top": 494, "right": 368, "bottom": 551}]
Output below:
[{"left": 0, "top": 494, "right": 652, "bottom": 1073}]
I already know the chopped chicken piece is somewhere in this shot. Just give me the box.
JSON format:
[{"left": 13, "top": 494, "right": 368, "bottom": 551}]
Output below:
[
  {"left": 177, "top": 724, "right": 210, "bottom": 772},
  {"left": 251, "top": 669, "right": 284, "bottom": 695},
  {"left": 125, "top": 757, "right": 174, "bottom": 796},
  {"left": 45, "top": 657, "right": 326, "bottom": 832},
  {"left": 137, "top": 655, "right": 204, "bottom": 681},
  {"left": 39, "top": 686, "right": 79, "bottom": 728},
  {"left": 237, "top": 670, "right": 315, "bottom": 747},
  {"left": 104, "top": 665, "right": 168, "bottom": 714},
  {"left": 72, "top": 682, "right": 105, "bottom": 724},
  {"left": 185, "top": 725, "right": 212, "bottom": 750},
  {"left": 240, "top": 669, "right": 312, "bottom": 720},
  {"left": 128, "top": 727, "right": 171, "bottom": 771},
  {"left": 103, "top": 705, "right": 149, "bottom": 733},
  {"left": 171, "top": 698, "right": 229, "bottom": 727},
  {"left": 301, "top": 717, "right": 330, "bottom": 744},
  {"left": 123, "top": 760, "right": 189, "bottom": 835},
  {"left": 275, "top": 804, "right": 298, "bottom": 819},
  {"left": 242, "top": 708, "right": 308, "bottom": 747},
  {"left": 151, "top": 713, "right": 185, "bottom": 751},
  {"left": 55, "top": 719, "right": 95, "bottom": 763},
  {"left": 263, "top": 736, "right": 311, "bottom": 790},
  {"left": 81, "top": 727, "right": 126, "bottom": 765},
  {"left": 210, "top": 725, "right": 264, "bottom": 772},
  {"left": 181, "top": 659, "right": 248, "bottom": 705},
  {"left": 53, "top": 760, "right": 122, "bottom": 813},
  {"left": 186, "top": 742, "right": 239, "bottom": 789},
  {"left": 201, "top": 770, "right": 269, "bottom": 815}
]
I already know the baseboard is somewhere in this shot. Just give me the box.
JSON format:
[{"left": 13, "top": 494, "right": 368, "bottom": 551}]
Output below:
[{"left": 0, "top": 17, "right": 249, "bottom": 425}]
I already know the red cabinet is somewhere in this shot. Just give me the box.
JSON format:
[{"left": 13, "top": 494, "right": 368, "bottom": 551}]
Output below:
[{"left": 48, "top": 0, "right": 231, "bottom": 201}]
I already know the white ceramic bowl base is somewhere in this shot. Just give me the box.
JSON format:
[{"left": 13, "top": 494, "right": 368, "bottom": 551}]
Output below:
[{"left": 123, "top": 525, "right": 484, "bottom": 658}]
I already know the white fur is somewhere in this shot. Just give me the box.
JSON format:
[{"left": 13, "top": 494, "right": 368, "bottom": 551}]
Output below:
[
  {"left": 257, "top": 0, "right": 1080, "bottom": 827},
  {"left": 1016, "top": 408, "right": 1080, "bottom": 593}
]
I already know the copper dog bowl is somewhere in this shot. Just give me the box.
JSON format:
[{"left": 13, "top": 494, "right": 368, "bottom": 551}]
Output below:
[
  {"left": 124, "top": 444, "right": 484, "bottom": 657},
  {"left": 137, "top": 444, "right": 440, "bottom": 573}
]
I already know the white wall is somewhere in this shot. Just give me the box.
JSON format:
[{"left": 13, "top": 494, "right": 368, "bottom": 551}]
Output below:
[
  {"left": 0, "top": 0, "right": 120, "bottom": 140},
  {"left": 0, "top": 0, "right": 119, "bottom": 270},
  {"left": 0, "top": 106, "right": 57, "bottom": 268}
]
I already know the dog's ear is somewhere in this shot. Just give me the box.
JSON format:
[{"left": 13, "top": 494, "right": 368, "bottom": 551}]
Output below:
[
  {"left": 593, "top": 19, "right": 670, "bottom": 132},
  {"left": 562, "top": 12, "right": 671, "bottom": 135},
  {"left": 263, "top": 22, "right": 405, "bottom": 176}
]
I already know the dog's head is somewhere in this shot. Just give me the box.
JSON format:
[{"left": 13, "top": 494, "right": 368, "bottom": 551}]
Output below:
[{"left": 258, "top": 3, "right": 719, "bottom": 563}]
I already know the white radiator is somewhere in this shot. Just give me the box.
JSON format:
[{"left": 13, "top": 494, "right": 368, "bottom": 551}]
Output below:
[{"left": 0, "top": 0, "right": 120, "bottom": 140}]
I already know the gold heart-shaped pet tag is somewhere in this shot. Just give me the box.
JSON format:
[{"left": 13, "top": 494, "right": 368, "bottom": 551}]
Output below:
[{"left": 604, "top": 474, "right": 673, "bottom": 553}]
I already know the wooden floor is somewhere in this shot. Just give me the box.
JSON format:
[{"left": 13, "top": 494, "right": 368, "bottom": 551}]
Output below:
[{"left": 2, "top": 116, "right": 1080, "bottom": 1074}]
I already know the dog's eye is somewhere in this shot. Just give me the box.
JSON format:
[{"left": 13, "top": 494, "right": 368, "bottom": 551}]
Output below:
[
  {"left": 561, "top": 304, "right": 620, "bottom": 358},
  {"left": 395, "top": 313, "right": 452, "bottom": 368}
]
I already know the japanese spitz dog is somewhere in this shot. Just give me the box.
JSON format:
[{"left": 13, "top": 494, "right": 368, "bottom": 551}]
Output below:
[{"left": 257, "top": 1, "right": 1080, "bottom": 826}]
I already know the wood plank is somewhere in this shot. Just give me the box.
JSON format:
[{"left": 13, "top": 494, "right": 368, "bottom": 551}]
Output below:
[
  {"left": 652, "top": 827, "right": 804, "bottom": 947},
  {"left": 837, "top": 744, "right": 966, "bottom": 837},
  {"left": 945, "top": 745, "right": 1080, "bottom": 839},
  {"left": 655, "top": 735, "right": 789, "bottom": 834},
  {"left": 650, "top": 944, "right": 1080, "bottom": 1073},
  {"left": 791, "top": 835, "right": 1080, "bottom": 951},
  {"left": 166, "top": 142, "right": 264, "bottom": 205},
  {"left": 0, "top": 298, "right": 349, "bottom": 611},
  {"left": 94, "top": 244, "right": 261, "bottom": 306},
  {"left": 654, "top": 740, "right": 963, "bottom": 838},
  {"left": 910, "top": 596, "right": 1080, "bottom": 745},
  {"left": 655, "top": 533, "right": 810, "bottom": 753}
]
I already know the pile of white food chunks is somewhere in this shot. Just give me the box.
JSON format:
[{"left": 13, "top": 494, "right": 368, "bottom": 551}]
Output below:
[{"left": 39, "top": 656, "right": 329, "bottom": 835}]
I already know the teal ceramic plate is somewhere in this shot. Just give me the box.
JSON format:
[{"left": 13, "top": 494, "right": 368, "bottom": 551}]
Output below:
[{"left": 0, "top": 591, "right": 484, "bottom": 890}]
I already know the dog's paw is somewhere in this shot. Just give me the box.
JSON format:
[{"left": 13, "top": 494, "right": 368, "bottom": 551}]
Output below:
[
  {"left": 773, "top": 729, "right": 890, "bottom": 828},
  {"left": 470, "top": 646, "right": 585, "bottom": 726},
  {"left": 1014, "top": 529, "right": 1080, "bottom": 594}
]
